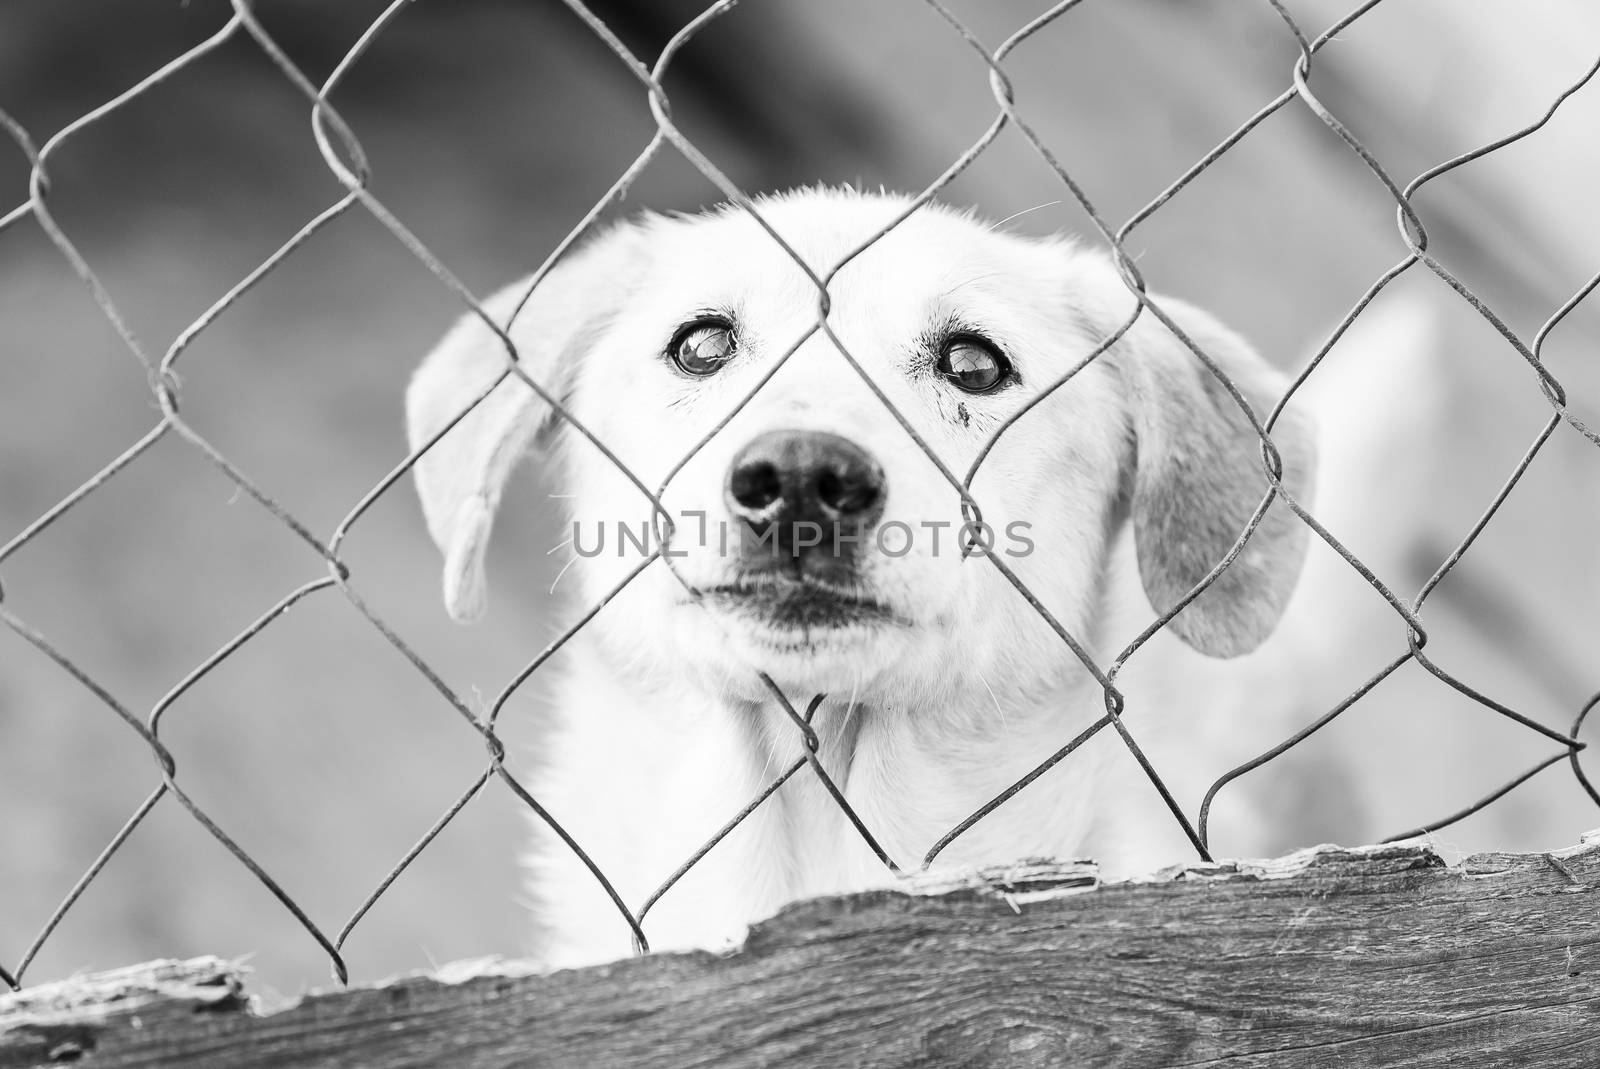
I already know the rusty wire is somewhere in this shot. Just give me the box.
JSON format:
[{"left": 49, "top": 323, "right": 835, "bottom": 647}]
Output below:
[{"left": 2, "top": 0, "right": 1598, "bottom": 992}]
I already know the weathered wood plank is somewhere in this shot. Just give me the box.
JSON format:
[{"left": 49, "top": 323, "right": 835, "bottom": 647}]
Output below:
[{"left": 2, "top": 836, "right": 1597, "bottom": 1068}]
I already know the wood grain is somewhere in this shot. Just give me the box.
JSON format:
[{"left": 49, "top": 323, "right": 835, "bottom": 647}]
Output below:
[{"left": 2, "top": 836, "right": 1597, "bottom": 1068}]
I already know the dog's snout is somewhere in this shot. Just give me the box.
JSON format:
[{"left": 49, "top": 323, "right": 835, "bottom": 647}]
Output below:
[{"left": 726, "top": 430, "right": 886, "bottom": 540}]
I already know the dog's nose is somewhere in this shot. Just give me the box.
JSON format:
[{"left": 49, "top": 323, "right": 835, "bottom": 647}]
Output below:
[{"left": 726, "top": 430, "right": 886, "bottom": 549}]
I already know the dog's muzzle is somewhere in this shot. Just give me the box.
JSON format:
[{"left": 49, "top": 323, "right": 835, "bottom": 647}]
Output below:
[{"left": 724, "top": 429, "right": 885, "bottom": 585}]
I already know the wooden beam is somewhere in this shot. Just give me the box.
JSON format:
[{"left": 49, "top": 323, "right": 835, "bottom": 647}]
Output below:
[{"left": 3, "top": 835, "right": 1597, "bottom": 1068}]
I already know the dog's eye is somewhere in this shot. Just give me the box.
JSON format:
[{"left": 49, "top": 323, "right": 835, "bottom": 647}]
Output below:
[
  {"left": 670, "top": 319, "right": 738, "bottom": 377},
  {"left": 936, "top": 336, "right": 1011, "bottom": 393}
]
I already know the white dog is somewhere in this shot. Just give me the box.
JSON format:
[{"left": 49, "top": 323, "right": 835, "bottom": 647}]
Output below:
[{"left": 407, "top": 188, "right": 1316, "bottom": 967}]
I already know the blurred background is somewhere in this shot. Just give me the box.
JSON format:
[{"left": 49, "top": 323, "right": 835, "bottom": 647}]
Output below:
[{"left": 2, "top": 0, "right": 1598, "bottom": 1001}]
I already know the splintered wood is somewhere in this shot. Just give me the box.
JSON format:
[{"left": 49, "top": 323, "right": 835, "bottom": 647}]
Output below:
[{"left": 2, "top": 833, "right": 1596, "bottom": 1068}]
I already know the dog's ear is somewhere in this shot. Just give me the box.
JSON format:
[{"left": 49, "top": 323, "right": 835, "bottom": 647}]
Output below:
[
  {"left": 406, "top": 224, "right": 645, "bottom": 622},
  {"left": 1112, "top": 296, "right": 1316, "bottom": 657}
]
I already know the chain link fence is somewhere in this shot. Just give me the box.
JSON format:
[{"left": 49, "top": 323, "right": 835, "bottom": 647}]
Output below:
[{"left": 3, "top": 0, "right": 1598, "bottom": 994}]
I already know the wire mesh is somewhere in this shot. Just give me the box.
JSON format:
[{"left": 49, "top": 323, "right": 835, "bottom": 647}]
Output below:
[{"left": 1, "top": 0, "right": 1597, "bottom": 992}]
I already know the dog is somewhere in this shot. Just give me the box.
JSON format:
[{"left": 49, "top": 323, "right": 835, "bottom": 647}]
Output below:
[{"left": 407, "top": 188, "right": 1316, "bottom": 967}]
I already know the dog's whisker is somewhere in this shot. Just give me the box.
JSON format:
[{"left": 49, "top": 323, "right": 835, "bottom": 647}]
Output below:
[
  {"left": 987, "top": 199, "right": 1061, "bottom": 232},
  {"left": 941, "top": 270, "right": 1005, "bottom": 299},
  {"left": 546, "top": 535, "right": 574, "bottom": 556},
  {"left": 975, "top": 668, "right": 1008, "bottom": 733},
  {"left": 549, "top": 554, "right": 578, "bottom": 595},
  {"left": 761, "top": 738, "right": 781, "bottom": 784},
  {"left": 842, "top": 677, "right": 864, "bottom": 737}
]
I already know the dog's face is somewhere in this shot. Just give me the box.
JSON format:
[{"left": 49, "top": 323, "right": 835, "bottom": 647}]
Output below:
[{"left": 408, "top": 190, "right": 1314, "bottom": 707}]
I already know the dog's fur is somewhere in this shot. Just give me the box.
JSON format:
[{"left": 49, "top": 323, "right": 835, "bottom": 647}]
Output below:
[{"left": 407, "top": 189, "right": 1316, "bottom": 967}]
